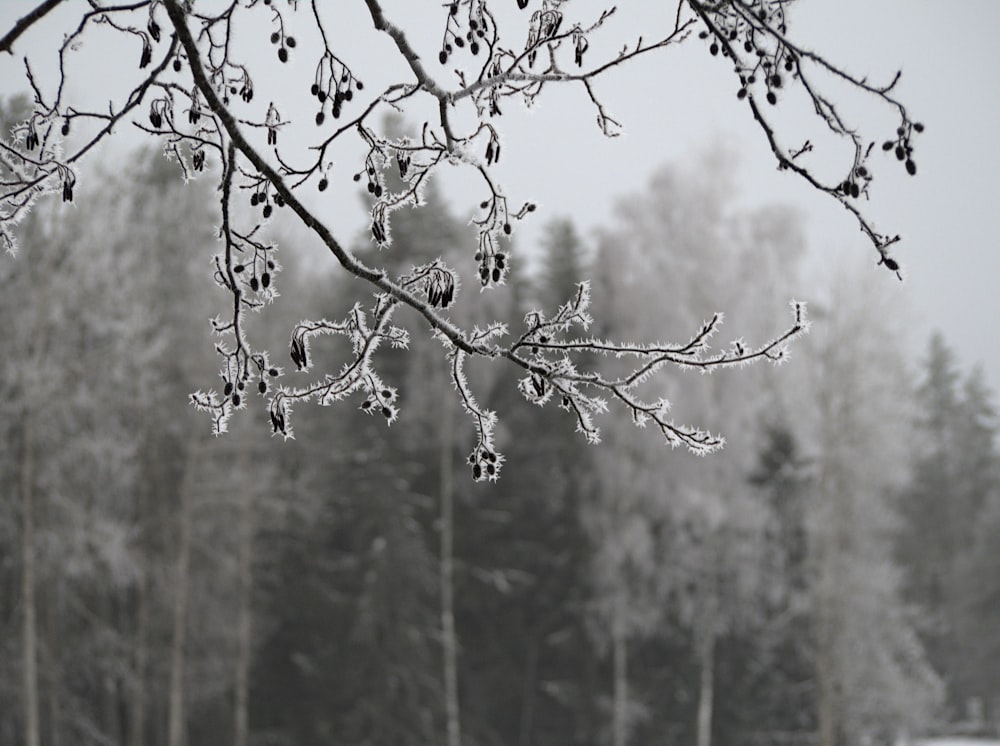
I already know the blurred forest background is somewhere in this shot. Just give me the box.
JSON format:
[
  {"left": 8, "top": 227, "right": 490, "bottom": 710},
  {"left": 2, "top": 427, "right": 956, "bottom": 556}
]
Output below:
[{"left": 2, "top": 95, "right": 999, "bottom": 746}]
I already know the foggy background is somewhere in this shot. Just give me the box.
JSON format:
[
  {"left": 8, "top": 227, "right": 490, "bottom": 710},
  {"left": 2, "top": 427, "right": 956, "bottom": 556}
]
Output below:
[{"left": 1, "top": 1, "right": 998, "bottom": 745}]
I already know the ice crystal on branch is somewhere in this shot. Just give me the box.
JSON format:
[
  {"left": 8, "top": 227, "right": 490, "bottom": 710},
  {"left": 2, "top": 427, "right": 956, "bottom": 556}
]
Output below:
[{"left": 0, "top": 0, "right": 916, "bottom": 478}]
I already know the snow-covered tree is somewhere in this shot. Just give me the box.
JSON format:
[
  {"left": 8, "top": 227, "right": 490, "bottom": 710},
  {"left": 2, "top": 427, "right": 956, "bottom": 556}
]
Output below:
[{"left": 0, "top": 1, "right": 922, "bottom": 476}]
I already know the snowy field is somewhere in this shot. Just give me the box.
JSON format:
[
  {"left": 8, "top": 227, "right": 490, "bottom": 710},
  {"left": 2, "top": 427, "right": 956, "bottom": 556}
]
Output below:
[{"left": 915, "top": 740, "right": 1000, "bottom": 746}]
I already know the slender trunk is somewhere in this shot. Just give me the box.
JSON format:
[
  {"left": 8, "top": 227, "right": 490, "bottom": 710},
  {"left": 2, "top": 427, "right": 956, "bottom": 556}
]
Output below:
[
  {"left": 21, "top": 413, "right": 40, "bottom": 746},
  {"left": 131, "top": 555, "right": 149, "bottom": 746},
  {"left": 611, "top": 593, "right": 628, "bottom": 746},
  {"left": 168, "top": 447, "right": 197, "bottom": 746},
  {"left": 695, "top": 625, "right": 715, "bottom": 746},
  {"left": 46, "top": 581, "right": 61, "bottom": 746},
  {"left": 518, "top": 636, "right": 539, "bottom": 746},
  {"left": 102, "top": 592, "right": 122, "bottom": 745},
  {"left": 233, "top": 478, "right": 254, "bottom": 746},
  {"left": 440, "top": 387, "right": 460, "bottom": 746},
  {"left": 816, "top": 608, "right": 836, "bottom": 746}
]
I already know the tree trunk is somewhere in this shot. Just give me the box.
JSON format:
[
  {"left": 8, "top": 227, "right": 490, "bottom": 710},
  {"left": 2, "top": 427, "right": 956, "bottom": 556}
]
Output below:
[
  {"left": 816, "top": 609, "right": 836, "bottom": 746},
  {"left": 21, "top": 413, "right": 40, "bottom": 746},
  {"left": 440, "top": 389, "right": 461, "bottom": 746},
  {"left": 233, "top": 473, "right": 254, "bottom": 746},
  {"left": 131, "top": 555, "right": 149, "bottom": 746},
  {"left": 611, "top": 593, "right": 628, "bottom": 746},
  {"left": 46, "top": 580, "right": 62, "bottom": 746},
  {"left": 168, "top": 446, "right": 197, "bottom": 746},
  {"left": 695, "top": 624, "right": 715, "bottom": 746}
]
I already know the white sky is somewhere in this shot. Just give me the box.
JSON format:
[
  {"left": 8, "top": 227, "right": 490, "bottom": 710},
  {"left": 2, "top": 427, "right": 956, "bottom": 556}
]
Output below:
[{"left": 2, "top": 0, "right": 998, "bottom": 394}]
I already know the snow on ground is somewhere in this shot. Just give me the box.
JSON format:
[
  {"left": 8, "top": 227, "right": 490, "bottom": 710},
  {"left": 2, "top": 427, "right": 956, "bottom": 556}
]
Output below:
[{"left": 915, "top": 739, "right": 1000, "bottom": 746}]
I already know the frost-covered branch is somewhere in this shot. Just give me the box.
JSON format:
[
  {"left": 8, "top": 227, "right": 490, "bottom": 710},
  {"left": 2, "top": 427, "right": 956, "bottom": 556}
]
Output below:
[{"left": 0, "top": 0, "right": 915, "bottom": 478}]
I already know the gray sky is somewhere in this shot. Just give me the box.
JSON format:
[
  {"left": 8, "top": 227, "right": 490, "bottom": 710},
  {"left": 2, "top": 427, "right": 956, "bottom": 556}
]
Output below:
[{"left": 2, "top": 0, "right": 998, "bottom": 394}]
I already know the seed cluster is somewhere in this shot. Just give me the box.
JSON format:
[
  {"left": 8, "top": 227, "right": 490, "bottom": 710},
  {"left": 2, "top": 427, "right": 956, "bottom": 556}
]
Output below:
[
  {"left": 882, "top": 122, "right": 924, "bottom": 177},
  {"left": 439, "top": 1, "right": 490, "bottom": 65},
  {"left": 311, "top": 55, "right": 363, "bottom": 126},
  {"left": 468, "top": 444, "right": 499, "bottom": 482}
]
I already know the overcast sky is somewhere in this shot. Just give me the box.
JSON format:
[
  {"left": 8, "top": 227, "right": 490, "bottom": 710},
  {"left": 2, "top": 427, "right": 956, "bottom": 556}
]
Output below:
[{"left": 2, "top": 0, "right": 998, "bottom": 395}]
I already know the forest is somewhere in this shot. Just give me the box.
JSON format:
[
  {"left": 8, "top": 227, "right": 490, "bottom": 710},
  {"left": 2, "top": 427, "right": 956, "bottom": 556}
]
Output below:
[{"left": 2, "top": 91, "right": 999, "bottom": 744}]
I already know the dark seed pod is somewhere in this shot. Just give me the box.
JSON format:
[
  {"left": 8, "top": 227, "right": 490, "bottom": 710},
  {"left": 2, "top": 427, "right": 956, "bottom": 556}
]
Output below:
[
  {"left": 495, "top": 253, "right": 505, "bottom": 269},
  {"left": 883, "top": 257, "right": 900, "bottom": 271},
  {"left": 258, "top": 380, "right": 267, "bottom": 394},
  {"left": 381, "top": 406, "right": 391, "bottom": 418},
  {"left": 344, "top": 89, "right": 353, "bottom": 101},
  {"left": 737, "top": 88, "right": 747, "bottom": 100},
  {"left": 361, "top": 400, "right": 372, "bottom": 409},
  {"left": 882, "top": 140, "right": 894, "bottom": 151},
  {"left": 278, "top": 47, "right": 288, "bottom": 63},
  {"left": 262, "top": 272, "right": 271, "bottom": 288},
  {"left": 274, "top": 194, "right": 284, "bottom": 207},
  {"left": 439, "top": 50, "right": 448, "bottom": 64},
  {"left": 237, "top": 380, "right": 245, "bottom": 391},
  {"left": 286, "top": 36, "right": 296, "bottom": 48},
  {"left": 913, "top": 122, "right": 924, "bottom": 132},
  {"left": 251, "top": 193, "right": 260, "bottom": 206},
  {"left": 771, "top": 74, "right": 781, "bottom": 87},
  {"left": 374, "top": 185, "right": 382, "bottom": 198},
  {"left": 234, "top": 264, "right": 245, "bottom": 273},
  {"left": 895, "top": 145, "right": 905, "bottom": 161},
  {"left": 263, "top": 204, "right": 273, "bottom": 218},
  {"left": 487, "top": 463, "right": 495, "bottom": 475},
  {"left": 61, "top": 120, "right": 70, "bottom": 136},
  {"left": 270, "top": 31, "right": 280, "bottom": 44},
  {"left": 492, "top": 267, "right": 501, "bottom": 282},
  {"left": 367, "top": 181, "right": 375, "bottom": 194},
  {"left": 250, "top": 277, "right": 259, "bottom": 291},
  {"left": 850, "top": 182, "right": 860, "bottom": 198},
  {"left": 766, "top": 91, "right": 777, "bottom": 105},
  {"left": 316, "top": 111, "right": 325, "bottom": 125},
  {"left": 224, "top": 382, "right": 234, "bottom": 396},
  {"left": 905, "top": 159, "right": 916, "bottom": 175},
  {"left": 318, "top": 178, "right": 328, "bottom": 191},
  {"left": 503, "top": 223, "right": 511, "bottom": 234},
  {"left": 470, "top": 42, "right": 479, "bottom": 55},
  {"left": 233, "top": 393, "right": 241, "bottom": 406},
  {"left": 269, "top": 368, "right": 279, "bottom": 377},
  {"left": 355, "top": 80, "right": 364, "bottom": 90},
  {"left": 173, "top": 58, "right": 182, "bottom": 72},
  {"left": 454, "top": 36, "right": 464, "bottom": 48},
  {"left": 709, "top": 43, "right": 719, "bottom": 56},
  {"left": 310, "top": 83, "right": 319, "bottom": 96}
]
